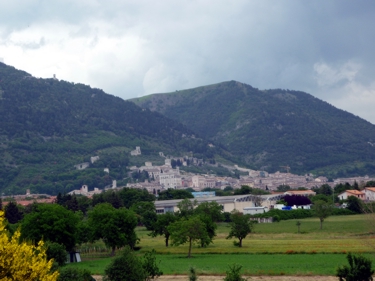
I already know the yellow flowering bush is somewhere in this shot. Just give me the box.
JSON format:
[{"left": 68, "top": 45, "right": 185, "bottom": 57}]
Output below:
[{"left": 0, "top": 210, "right": 59, "bottom": 281}]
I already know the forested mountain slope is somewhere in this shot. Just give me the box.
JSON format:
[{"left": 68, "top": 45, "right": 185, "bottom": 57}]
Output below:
[
  {"left": 0, "top": 63, "right": 223, "bottom": 195},
  {"left": 132, "top": 81, "right": 375, "bottom": 176}
]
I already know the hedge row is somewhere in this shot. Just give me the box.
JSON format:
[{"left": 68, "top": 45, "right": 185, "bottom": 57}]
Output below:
[
  {"left": 254, "top": 209, "right": 312, "bottom": 221},
  {"left": 253, "top": 208, "right": 355, "bottom": 221}
]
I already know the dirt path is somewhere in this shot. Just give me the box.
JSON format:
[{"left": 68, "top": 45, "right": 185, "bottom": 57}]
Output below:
[{"left": 93, "top": 275, "right": 337, "bottom": 280}]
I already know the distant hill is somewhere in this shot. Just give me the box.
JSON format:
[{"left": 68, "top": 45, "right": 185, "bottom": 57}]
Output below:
[
  {"left": 0, "top": 63, "right": 227, "bottom": 195},
  {"left": 132, "top": 81, "right": 375, "bottom": 177}
]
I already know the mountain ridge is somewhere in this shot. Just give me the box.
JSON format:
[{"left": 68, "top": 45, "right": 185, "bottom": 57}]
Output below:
[
  {"left": 131, "top": 80, "right": 375, "bottom": 176},
  {"left": 0, "top": 63, "right": 229, "bottom": 195}
]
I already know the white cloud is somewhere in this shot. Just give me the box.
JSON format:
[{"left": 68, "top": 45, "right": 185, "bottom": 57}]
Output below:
[
  {"left": 313, "top": 61, "right": 361, "bottom": 87},
  {"left": 313, "top": 61, "right": 375, "bottom": 123},
  {"left": 334, "top": 81, "right": 375, "bottom": 123}
]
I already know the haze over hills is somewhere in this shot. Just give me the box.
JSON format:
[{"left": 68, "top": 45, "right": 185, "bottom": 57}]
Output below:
[
  {"left": 0, "top": 63, "right": 227, "bottom": 195},
  {"left": 132, "top": 81, "right": 375, "bottom": 177}
]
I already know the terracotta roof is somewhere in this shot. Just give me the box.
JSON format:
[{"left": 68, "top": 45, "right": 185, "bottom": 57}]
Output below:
[
  {"left": 285, "top": 190, "right": 316, "bottom": 195},
  {"left": 365, "top": 187, "right": 375, "bottom": 192},
  {"left": 345, "top": 190, "right": 364, "bottom": 195}
]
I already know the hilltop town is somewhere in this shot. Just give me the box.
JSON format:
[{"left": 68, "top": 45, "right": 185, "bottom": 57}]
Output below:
[{"left": 123, "top": 147, "right": 373, "bottom": 193}]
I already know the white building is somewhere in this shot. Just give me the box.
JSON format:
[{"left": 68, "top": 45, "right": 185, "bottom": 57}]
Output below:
[
  {"left": 337, "top": 190, "right": 365, "bottom": 201},
  {"left": 365, "top": 187, "right": 375, "bottom": 201},
  {"left": 130, "top": 146, "right": 141, "bottom": 156},
  {"left": 154, "top": 194, "right": 281, "bottom": 214},
  {"left": 159, "top": 172, "right": 182, "bottom": 189},
  {"left": 90, "top": 156, "right": 100, "bottom": 164},
  {"left": 243, "top": 206, "right": 268, "bottom": 215},
  {"left": 192, "top": 176, "right": 206, "bottom": 188},
  {"left": 68, "top": 185, "right": 102, "bottom": 196}
]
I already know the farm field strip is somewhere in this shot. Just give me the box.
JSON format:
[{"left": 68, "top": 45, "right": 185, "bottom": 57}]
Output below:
[
  {"left": 137, "top": 237, "right": 373, "bottom": 254},
  {"left": 68, "top": 253, "right": 375, "bottom": 276},
  {"left": 135, "top": 215, "right": 375, "bottom": 254}
]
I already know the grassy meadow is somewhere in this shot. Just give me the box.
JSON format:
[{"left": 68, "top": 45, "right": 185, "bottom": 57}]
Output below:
[
  {"left": 68, "top": 214, "right": 375, "bottom": 276},
  {"left": 136, "top": 214, "right": 375, "bottom": 254}
]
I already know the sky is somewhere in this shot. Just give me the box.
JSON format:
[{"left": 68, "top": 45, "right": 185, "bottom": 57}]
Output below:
[{"left": 1, "top": 0, "right": 375, "bottom": 123}]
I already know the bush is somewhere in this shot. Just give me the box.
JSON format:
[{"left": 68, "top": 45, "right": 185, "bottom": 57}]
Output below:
[
  {"left": 331, "top": 208, "right": 355, "bottom": 216},
  {"left": 189, "top": 267, "right": 198, "bottom": 281},
  {"left": 142, "top": 249, "right": 163, "bottom": 280},
  {"left": 105, "top": 247, "right": 146, "bottom": 281},
  {"left": 347, "top": 196, "right": 364, "bottom": 214},
  {"left": 46, "top": 242, "right": 67, "bottom": 267},
  {"left": 224, "top": 264, "right": 247, "bottom": 281},
  {"left": 104, "top": 247, "right": 162, "bottom": 281},
  {"left": 58, "top": 268, "right": 94, "bottom": 281},
  {"left": 336, "top": 253, "right": 374, "bottom": 281}
]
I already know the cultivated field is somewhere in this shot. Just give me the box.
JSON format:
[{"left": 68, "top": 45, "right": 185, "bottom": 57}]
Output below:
[{"left": 69, "top": 214, "right": 375, "bottom": 277}]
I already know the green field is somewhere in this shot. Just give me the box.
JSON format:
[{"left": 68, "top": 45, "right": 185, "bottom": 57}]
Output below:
[
  {"left": 68, "top": 253, "right": 375, "bottom": 276},
  {"left": 69, "top": 214, "right": 375, "bottom": 276},
  {"left": 135, "top": 214, "right": 375, "bottom": 254}
]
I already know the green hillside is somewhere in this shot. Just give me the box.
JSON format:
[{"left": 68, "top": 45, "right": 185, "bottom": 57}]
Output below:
[
  {"left": 0, "top": 63, "right": 228, "bottom": 195},
  {"left": 132, "top": 81, "right": 375, "bottom": 176}
]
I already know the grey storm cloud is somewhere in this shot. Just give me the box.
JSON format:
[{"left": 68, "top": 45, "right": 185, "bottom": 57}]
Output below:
[{"left": 1, "top": 0, "right": 375, "bottom": 123}]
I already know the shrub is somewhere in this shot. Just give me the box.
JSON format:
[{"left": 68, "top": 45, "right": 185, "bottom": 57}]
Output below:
[
  {"left": 224, "top": 264, "right": 247, "bottom": 281},
  {"left": 189, "top": 267, "right": 198, "bottom": 281},
  {"left": 104, "top": 247, "right": 162, "bottom": 281},
  {"left": 272, "top": 215, "right": 280, "bottom": 222},
  {"left": 46, "top": 242, "right": 67, "bottom": 267},
  {"left": 331, "top": 208, "right": 355, "bottom": 216},
  {"left": 58, "top": 268, "right": 94, "bottom": 281},
  {"left": 105, "top": 247, "right": 146, "bottom": 281},
  {"left": 346, "top": 196, "right": 364, "bottom": 214},
  {"left": 0, "top": 210, "right": 59, "bottom": 280},
  {"left": 142, "top": 249, "right": 163, "bottom": 280},
  {"left": 336, "top": 253, "right": 374, "bottom": 281}
]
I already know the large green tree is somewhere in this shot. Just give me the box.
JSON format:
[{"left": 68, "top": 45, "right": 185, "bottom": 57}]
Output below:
[
  {"left": 21, "top": 203, "right": 79, "bottom": 251},
  {"left": 176, "top": 198, "right": 197, "bottom": 218},
  {"left": 194, "top": 201, "right": 223, "bottom": 222},
  {"left": 118, "top": 188, "right": 155, "bottom": 208},
  {"left": 149, "top": 212, "right": 177, "bottom": 247},
  {"left": 88, "top": 203, "right": 138, "bottom": 256},
  {"left": 226, "top": 210, "right": 254, "bottom": 247},
  {"left": 194, "top": 201, "right": 223, "bottom": 247},
  {"left": 168, "top": 216, "right": 209, "bottom": 258},
  {"left": 131, "top": 201, "right": 157, "bottom": 230}
]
